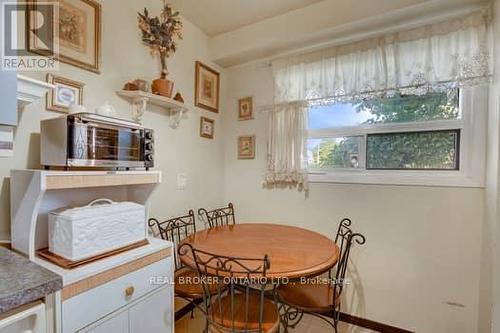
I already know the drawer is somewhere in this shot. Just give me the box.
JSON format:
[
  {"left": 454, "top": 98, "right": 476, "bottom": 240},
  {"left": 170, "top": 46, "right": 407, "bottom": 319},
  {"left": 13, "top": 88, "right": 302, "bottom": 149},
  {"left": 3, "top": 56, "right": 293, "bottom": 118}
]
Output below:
[{"left": 62, "top": 257, "right": 172, "bottom": 333}]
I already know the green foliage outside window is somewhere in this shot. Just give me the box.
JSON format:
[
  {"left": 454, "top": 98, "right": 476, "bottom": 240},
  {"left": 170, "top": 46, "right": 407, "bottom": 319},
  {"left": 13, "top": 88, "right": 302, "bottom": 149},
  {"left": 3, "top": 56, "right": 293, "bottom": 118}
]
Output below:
[
  {"left": 358, "top": 90, "right": 459, "bottom": 124},
  {"left": 309, "top": 137, "right": 361, "bottom": 169},
  {"left": 366, "top": 131, "right": 459, "bottom": 169}
]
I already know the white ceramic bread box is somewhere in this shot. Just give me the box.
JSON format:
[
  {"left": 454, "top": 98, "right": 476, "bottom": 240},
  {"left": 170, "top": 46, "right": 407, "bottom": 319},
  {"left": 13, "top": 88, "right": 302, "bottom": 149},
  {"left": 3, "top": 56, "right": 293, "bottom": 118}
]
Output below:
[{"left": 48, "top": 199, "right": 146, "bottom": 261}]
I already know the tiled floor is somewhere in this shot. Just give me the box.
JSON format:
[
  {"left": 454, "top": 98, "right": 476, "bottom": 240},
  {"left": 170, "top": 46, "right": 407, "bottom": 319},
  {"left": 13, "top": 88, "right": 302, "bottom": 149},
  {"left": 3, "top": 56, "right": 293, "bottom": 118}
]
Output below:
[{"left": 174, "top": 299, "right": 373, "bottom": 333}]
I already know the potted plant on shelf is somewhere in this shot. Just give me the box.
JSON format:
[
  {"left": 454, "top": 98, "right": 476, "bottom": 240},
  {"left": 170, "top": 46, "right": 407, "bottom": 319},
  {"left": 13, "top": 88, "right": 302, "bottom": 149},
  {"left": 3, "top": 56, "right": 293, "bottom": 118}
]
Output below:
[{"left": 138, "top": 1, "right": 182, "bottom": 98}]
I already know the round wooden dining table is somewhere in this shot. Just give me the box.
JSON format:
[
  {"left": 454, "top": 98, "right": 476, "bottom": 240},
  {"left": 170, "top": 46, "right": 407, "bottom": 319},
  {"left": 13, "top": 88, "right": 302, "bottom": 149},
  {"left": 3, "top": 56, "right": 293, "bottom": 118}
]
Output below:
[{"left": 178, "top": 223, "right": 340, "bottom": 280}]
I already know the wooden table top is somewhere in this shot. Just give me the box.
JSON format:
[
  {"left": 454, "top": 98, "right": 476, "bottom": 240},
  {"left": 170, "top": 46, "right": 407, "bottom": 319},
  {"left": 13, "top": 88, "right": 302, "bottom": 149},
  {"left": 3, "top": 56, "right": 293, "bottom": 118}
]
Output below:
[{"left": 179, "top": 223, "right": 340, "bottom": 279}]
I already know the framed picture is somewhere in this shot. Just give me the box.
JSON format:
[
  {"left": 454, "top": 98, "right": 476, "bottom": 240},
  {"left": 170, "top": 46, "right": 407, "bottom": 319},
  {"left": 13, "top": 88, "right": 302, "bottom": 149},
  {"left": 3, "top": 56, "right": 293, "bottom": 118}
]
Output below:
[
  {"left": 238, "top": 96, "right": 254, "bottom": 121},
  {"left": 28, "top": 0, "right": 102, "bottom": 73},
  {"left": 47, "top": 74, "right": 85, "bottom": 113},
  {"left": 238, "top": 135, "right": 255, "bottom": 159},
  {"left": 200, "top": 116, "right": 215, "bottom": 139},
  {"left": 195, "top": 61, "right": 220, "bottom": 113}
]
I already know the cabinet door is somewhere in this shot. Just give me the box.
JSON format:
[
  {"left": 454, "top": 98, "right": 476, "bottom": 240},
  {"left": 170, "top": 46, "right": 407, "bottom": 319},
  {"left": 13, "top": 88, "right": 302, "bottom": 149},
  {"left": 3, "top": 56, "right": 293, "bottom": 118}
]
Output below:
[
  {"left": 129, "top": 286, "right": 172, "bottom": 333},
  {"left": 0, "top": 72, "right": 16, "bottom": 125},
  {"left": 0, "top": 0, "right": 17, "bottom": 126},
  {"left": 81, "top": 310, "right": 128, "bottom": 333}
]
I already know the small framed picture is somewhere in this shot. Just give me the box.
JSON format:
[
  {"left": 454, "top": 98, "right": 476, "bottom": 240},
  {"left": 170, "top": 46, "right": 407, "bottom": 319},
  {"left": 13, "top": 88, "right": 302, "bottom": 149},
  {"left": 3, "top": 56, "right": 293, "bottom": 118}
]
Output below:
[
  {"left": 200, "top": 116, "right": 215, "bottom": 139},
  {"left": 238, "top": 96, "right": 254, "bottom": 121},
  {"left": 238, "top": 135, "right": 255, "bottom": 159},
  {"left": 46, "top": 74, "right": 85, "bottom": 113},
  {"left": 195, "top": 61, "right": 220, "bottom": 113}
]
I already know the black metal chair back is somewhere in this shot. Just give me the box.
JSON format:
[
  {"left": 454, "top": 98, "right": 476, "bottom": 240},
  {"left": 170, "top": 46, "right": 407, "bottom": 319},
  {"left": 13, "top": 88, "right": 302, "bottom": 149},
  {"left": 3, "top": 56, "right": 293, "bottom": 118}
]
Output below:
[
  {"left": 331, "top": 219, "right": 366, "bottom": 315},
  {"left": 179, "top": 243, "right": 274, "bottom": 333},
  {"left": 333, "top": 232, "right": 365, "bottom": 298},
  {"left": 148, "top": 210, "right": 196, "bottom": 270},
  {"left": 333, "top": 218, "right": 352, "bottom": 267},
  {"left": 198, "top": 202, "right": 235, "bottom": 229}
]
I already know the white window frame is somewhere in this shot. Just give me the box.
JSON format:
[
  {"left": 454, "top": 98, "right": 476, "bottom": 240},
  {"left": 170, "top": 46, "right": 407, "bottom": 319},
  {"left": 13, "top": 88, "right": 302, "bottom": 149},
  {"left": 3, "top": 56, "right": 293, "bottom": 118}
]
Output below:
[{"left": 307, "top": 87, "right": 487, "bottom": 187}]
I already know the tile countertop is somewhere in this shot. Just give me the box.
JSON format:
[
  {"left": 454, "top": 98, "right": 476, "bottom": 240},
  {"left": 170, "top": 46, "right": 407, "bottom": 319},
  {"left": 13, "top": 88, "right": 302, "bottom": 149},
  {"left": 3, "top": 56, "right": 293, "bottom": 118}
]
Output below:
[{"left": 0, "top": 247, "right": 62, "bottom": 314}]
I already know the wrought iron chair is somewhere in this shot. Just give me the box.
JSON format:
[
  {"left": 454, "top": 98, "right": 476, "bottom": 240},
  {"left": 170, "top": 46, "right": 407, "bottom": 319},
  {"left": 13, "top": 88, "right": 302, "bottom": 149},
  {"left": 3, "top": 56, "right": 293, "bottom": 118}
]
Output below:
[
  {"left": 198, "top": 202, "right": 236, "bottom": 229},
  {"left": 148, "top": 211, "right": 224, "bottom": 320},
  {"left": 178, "top": 243, "right": 280, "bottom": 333},
  {"left": 277, "top": 218, "right": 366, "bottom": 332}
]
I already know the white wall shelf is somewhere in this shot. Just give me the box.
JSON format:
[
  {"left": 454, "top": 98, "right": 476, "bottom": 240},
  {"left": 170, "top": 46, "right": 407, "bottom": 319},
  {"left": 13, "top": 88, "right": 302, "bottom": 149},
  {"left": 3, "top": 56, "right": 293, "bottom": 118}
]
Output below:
[
  {"left": 17, "top": 75, "right": 55, "bottom": 109},
  {"left": 116, "top": 90, "right": 188, "bottom": 128}
]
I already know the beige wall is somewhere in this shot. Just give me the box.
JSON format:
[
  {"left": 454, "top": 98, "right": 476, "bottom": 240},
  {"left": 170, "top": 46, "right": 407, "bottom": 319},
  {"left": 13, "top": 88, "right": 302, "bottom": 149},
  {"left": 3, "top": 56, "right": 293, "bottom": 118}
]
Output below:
[
  {"left": 222, "top": 63, "right": 485, "bottom": 332},
  {"left": 0, "top": 0, "right": 226, "bottom": 240}
]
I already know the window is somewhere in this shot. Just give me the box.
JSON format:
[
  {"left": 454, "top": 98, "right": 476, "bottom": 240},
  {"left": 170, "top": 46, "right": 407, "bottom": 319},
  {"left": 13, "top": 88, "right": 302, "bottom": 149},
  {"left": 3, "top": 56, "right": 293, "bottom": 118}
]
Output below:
[
  {"left": 306, "top": 88, "right": 486, "bottom": 187},
  {"left": 366, "top": 130, "right": 460, "bottom": 170}
]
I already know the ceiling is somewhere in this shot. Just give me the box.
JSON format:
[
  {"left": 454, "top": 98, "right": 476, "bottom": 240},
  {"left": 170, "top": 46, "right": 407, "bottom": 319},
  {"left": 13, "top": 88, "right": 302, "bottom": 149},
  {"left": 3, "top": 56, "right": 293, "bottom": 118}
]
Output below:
[{"left": 169, "top": 0, "right": 325, "bottom": 36}]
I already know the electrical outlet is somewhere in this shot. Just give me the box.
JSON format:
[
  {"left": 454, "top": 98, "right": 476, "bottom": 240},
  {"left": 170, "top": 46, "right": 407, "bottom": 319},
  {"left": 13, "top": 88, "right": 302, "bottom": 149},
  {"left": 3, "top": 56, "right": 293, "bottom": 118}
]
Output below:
[{"left": 176, "top": 173, "right": 187, "bottom": 190}]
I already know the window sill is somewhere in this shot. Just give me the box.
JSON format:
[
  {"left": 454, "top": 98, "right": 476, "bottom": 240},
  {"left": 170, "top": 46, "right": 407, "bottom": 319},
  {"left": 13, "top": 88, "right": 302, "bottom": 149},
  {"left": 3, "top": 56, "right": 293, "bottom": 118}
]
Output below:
[{"left": 308, "top": 170, "right": 485, "bottom": 188}]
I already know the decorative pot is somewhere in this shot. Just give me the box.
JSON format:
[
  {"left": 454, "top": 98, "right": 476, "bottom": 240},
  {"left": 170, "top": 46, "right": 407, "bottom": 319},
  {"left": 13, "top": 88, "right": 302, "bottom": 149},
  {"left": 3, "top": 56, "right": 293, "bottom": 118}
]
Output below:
[{"left": 152, "top": 76, "right": 174, "bottom": 98}]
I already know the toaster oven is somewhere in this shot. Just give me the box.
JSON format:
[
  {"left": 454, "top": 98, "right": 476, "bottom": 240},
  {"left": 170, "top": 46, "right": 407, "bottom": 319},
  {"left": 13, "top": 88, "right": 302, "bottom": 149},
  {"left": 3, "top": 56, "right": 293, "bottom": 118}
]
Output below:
[{"left": 40, "top": 113, "right": 154, "bottom": 170}]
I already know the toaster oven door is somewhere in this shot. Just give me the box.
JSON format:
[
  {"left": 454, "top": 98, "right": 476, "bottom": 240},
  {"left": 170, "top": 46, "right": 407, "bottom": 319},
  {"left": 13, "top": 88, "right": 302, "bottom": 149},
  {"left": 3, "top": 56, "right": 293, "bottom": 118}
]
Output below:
[{"left": 67, "top": 121, "right": 145, "bottom": 168}]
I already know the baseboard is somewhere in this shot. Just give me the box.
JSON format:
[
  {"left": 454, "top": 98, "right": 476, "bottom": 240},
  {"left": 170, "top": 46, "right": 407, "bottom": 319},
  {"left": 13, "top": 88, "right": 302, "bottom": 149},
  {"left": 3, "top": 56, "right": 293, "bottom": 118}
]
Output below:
[
  {"left": 338, "top": 312, "right": 414, "bottom": 333},
  {"left": 0, "top": 241, "right": 11, "bottom": 249}
]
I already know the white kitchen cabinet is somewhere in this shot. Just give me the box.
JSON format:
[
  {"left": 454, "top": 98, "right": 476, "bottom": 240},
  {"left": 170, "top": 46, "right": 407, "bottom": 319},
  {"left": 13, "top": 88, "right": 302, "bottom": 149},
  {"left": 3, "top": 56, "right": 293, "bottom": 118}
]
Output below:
[
  {"left": 62, "top": 256, "right": 169, "bottom": 331},
  {"left": 129, "top": 286, "right": 172, "bottom": 333},
  {"left": 80, "top": 310, "right": 128, "bottom": 333},
  {"left": 9, "top": 170, "right": 171, "bottom": 333},
  {"left": 62, "top": 256, "right": 172, "bottom": 333},
  {"left": 0, "top": 11, "right": 16, "bottom": 126},
  {"left": 0, "top": 71, "right": 17, "bottom": 126},
  {"left": 78, "top": 286, "right": 172, "bottom": 333}
]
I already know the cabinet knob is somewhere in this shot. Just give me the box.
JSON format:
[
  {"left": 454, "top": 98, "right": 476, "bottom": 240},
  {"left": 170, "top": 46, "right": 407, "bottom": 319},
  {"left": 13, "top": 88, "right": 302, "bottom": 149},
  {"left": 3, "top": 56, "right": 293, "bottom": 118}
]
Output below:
[{"left": 125, "top": 286, "right": 135, "bottom": 297}]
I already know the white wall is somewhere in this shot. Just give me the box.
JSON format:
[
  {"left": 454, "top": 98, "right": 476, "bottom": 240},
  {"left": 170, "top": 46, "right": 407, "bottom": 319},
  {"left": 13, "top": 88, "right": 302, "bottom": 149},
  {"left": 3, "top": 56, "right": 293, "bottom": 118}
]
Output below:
[
  {"left": 0, "top": 0, "right": 226, "bottom": 240},
  {"left": 222, "top": 63, "right": 486, "bottom": 332}
]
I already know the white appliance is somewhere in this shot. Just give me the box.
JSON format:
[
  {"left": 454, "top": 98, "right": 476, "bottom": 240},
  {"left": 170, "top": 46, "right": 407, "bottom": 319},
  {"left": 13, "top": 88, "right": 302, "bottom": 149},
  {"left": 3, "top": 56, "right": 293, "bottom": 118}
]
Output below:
[{"left": 48, "top": 199, "right": 146, "bottom": 261}]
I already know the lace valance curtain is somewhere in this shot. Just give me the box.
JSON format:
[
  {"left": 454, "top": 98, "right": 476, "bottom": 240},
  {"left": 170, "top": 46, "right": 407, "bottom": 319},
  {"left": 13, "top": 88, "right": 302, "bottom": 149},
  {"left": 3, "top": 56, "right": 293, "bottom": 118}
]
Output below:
[
  {"left": 272, "top": 10, "right": 492, "bottom": 104},
  {"left": 264, "top": 10, "right": 492, "bottom": 190}
]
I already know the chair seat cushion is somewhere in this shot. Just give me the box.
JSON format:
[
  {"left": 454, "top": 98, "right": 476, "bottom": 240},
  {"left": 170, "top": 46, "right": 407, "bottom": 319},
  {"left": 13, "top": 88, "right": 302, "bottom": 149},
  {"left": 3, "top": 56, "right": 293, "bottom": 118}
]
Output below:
[
  {"left": 277, "top": 282, "right": 341, "bottom": 313},
  {"left": 175, "top": 267, "right": 223, "bottom": 299},
  {"left": 209, "top": 293, "right": 279, "bottom": 333}
]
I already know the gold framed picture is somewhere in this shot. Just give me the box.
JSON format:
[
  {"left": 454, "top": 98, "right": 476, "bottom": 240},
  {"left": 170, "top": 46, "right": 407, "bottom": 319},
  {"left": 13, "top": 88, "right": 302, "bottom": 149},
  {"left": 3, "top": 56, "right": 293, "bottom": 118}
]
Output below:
[
  {"left": 200, "top": 116, "right": 215, "bottom": 139},
  {"left": 238, "top": 135, "right": 255, "bottom": 159},
  {"left": 195, "top": 61, "right": 220, "bottom": 113},
  {"left": 238, "top": 96, "right": 254, "bottom": 121},
  {"left": 28, "top": 0, "right": 102, "bottom": 73},
  {"left": 46, "top": 74, "right": 85, "bottom": 113}
]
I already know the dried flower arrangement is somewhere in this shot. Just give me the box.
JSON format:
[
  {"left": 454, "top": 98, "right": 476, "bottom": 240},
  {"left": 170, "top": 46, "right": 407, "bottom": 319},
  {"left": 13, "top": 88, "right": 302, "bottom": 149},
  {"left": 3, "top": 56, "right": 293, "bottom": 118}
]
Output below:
[
  {"left": 138, "top": 1, "right": 182, "bottom": 96},
  {"left": 138, "top": 1, "right": 182, "bottom": 76}
]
